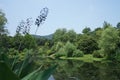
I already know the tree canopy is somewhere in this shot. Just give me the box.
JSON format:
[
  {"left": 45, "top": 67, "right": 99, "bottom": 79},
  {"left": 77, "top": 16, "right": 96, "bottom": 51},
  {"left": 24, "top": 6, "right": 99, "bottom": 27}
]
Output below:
[{"left": 0, "top": 10, "right": 7, "bottom": 35}]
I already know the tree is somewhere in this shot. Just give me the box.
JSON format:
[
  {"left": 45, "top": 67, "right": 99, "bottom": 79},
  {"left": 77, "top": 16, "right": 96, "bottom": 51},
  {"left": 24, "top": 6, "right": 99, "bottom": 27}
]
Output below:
[
  {"left": 53, "top": 28, "right": 67, "bottom": 42},
  {"left": 117, "top": 22, "right": 120, "bottom": 29},
  {"left": 73, "top": 49, "right": 84, "bottom": 57},
  {"left": 55, "top": 47, "right": 66, "bottom": 58},
  {"left": 51, "top": 41, "right": 64, "bottom": 54},
  {"left": 0, "top": 34, "right": 10, "bottom": 53},
  {"left": 77, "top": 35, "right": 98, "bottom": 54},
  {"left": 53, "top": 28, "right": 77, "bottom": 43},
  {"left": 36, "top": 38, "right": 48, "bottom": 46},
  {"left": 103, "top": 21, "right": 111, "bottom": 29},
  {"left": 82, "top": 27, "right": 91, "bottom": 34},
  {"left": 99, "top": 26, "right": 119, "bottom": 60},
  {"left": 65, "top": 29, "right": 77, "bottom": 42},
  {"left": 0, "top": 10, "right": 7, "bottom": 35},
  {"left": 92, "top": 27, "right": 103, "bottom": 40},
  {"left": 64, "top": 41, "right": 76, "bottom": 57}
]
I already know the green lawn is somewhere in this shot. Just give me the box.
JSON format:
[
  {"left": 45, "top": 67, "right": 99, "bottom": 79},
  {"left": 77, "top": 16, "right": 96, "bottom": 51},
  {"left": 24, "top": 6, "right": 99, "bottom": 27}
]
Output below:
[{"left": 60, "top": 54, "right": 103, "bottom": 62}]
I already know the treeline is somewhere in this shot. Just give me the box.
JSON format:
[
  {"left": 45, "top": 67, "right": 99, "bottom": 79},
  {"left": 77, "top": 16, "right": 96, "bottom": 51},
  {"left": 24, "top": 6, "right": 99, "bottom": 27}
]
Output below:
[
  {"left": 1, "top": 10, "right": 120, "bottom": 61},
  {"left": 50, "top": 22, "right": 120, "bottom": 61},
  {"left": 1, "top": 23, "right": 120, "bottom": 61}
]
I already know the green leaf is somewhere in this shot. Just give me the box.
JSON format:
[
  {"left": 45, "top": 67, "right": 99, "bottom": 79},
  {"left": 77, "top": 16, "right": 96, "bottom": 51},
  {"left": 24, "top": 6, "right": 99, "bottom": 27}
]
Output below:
[
  {"left": 18, "top": 52, "right": 31, "bottom": 77},
  {"left": 22, "top": 65, "right": 57, "bottom": 80},
  {"left": 0, "top": 61, "right": 20, "bottom": 80},
  {"left": 0, "top": 53, "right": 11, "bottom": 68}
]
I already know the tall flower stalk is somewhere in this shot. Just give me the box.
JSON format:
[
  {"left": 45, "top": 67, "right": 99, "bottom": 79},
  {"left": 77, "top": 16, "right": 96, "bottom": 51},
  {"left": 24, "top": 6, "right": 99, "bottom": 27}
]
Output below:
[
  {"left": 12, "top": 18, "right": 32, "bottom": 71},
  {"left": 35, "top": 7, "right": 49, "bottom": 34},
  {"left": 16, "top": 18, "right": 32, "bottom": 51},
  {"left": 12, "top": 7, "right": 49, "bottom": 76}
]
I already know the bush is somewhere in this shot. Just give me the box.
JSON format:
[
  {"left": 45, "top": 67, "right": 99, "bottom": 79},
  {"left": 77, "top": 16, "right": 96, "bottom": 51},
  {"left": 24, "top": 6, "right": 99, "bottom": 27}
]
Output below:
[
  {"left": 64, "top": 41, "right": 76, "bottom": 57},
  {"left": 50, "top": 41, "right": 64, "bottom": 55},
  {"left": 93, "top": 50, "right": 103, "bottom": 58},
  {"left": 55, "top": 48, "right": 66, "bottom": 58},
  {"left": 73, "top": 49, "right": 84, "bottom": 57}
]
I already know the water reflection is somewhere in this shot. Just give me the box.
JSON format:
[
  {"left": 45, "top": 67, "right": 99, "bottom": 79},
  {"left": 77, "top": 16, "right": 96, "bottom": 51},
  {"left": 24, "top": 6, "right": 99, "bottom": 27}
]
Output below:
[{"left": 53, "top": 60, "right": 120, "bottom": 80}]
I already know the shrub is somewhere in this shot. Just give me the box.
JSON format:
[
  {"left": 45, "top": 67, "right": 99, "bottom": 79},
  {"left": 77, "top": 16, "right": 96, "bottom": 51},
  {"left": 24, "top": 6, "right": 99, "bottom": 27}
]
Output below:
[
  {"left": 77, "top": 35, "right": 98, "bottom": 54},
  {"left": 52, "top": 42, "right": 64, "bottom": 52},
  {"left": 55, "top": 48, "right": 66, "bottom": 58},
  {"left": 64, "top": 41, "right": 76, "bottom": 57},
  {"left": 73, "top": 49, "right": 84, "bottom": 57},
  {"left": 93, "top": 50, "right": 103, "bottom": 58}
]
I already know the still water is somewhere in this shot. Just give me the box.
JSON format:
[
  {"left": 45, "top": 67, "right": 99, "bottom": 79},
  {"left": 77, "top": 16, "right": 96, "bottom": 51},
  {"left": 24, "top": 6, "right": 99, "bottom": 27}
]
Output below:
[{"left": 41, "top": 59, "right": 120, "bottom": 80}]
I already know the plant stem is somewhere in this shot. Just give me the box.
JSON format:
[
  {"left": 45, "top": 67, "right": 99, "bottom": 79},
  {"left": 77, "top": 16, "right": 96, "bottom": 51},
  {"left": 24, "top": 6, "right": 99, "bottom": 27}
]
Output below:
[{"left": 35, "top": 27, "right": 39, "bottom": 35}]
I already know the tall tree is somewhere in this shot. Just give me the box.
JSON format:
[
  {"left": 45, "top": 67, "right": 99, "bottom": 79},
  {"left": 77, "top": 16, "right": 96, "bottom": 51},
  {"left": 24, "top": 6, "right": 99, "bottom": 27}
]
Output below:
[
  {"left": 64, "top": 41, "right": 76, "bottom": 57},
  {"left": 65, "top": 30, "right": 77, "bottom": 42},
  {"left": 77, "top": 35, "right": 98, "bottom": 54},
  {"left": 53, "top": 28, "right": 67, "bottom": 42},
  {"left": 99, "top": 26, "right": 119, "bottom": 60},
  {"left": 0, "top": 10, "right": 7, "bottom": 35}
]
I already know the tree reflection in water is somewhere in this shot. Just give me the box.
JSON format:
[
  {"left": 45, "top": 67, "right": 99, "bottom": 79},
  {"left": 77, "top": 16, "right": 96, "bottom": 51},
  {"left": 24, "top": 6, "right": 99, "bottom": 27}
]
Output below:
[{"left": 53, "top": 60, "right": 120, "bottom": 80}]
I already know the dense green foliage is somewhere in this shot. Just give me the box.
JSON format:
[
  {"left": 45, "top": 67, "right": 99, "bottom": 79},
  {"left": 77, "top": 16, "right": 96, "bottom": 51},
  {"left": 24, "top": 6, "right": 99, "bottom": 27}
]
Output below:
[
  {"left": 99, "top": 27, "right": 119, "bottom": 59},
  {"left": 0, "top": 60, "right": 57, "bottom": 80},
  {"left": 0, "top": 9, "right": 57, "bottom": 80},
  {"left": 77, "top": 34, "right": 98, "bottom": 54},
  {"left": 1, "top": 11, "right": 120, "bottom": 61}
]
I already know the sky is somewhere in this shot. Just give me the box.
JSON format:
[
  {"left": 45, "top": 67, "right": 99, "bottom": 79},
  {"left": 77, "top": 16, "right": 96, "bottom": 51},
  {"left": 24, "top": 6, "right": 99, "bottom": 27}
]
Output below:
[{"left": 0, "top": 0, "right": 120, "bottom": 36}]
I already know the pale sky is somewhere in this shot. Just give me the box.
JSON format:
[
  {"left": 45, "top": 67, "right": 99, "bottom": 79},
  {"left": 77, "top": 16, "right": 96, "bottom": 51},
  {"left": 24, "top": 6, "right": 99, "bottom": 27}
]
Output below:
[{"left": 1, "top": 0, "right": 120, "bottom": 36}]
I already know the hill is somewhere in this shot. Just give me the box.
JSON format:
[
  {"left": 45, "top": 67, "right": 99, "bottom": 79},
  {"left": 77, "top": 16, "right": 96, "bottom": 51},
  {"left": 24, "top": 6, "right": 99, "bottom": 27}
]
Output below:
[{"left": 32, "top": 34, "right": 53, "bottom": 40}]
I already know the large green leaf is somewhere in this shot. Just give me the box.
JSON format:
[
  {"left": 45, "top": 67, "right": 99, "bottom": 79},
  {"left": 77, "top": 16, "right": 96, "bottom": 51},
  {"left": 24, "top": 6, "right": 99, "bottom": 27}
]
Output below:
[
  {"left": 18, "top": 52, "right": 32, "bottom": 77},
  {"left": 12, "top": 50, "right": 34, "bottom": 78},
  {"left": 22, "top": 65, "right": 57, "bottom": 80},
  {"left": 0, "top": 53, "right": 11, "bottom": 68},
  {"left": 0, "top": 61, "right": 20, "bottom": 80}
]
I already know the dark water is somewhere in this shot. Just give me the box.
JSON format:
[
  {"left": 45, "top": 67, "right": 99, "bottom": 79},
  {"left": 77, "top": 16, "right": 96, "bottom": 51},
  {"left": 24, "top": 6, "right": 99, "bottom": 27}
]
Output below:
[{"left": 40, "top": 58, "right": 120, "bottom": 80}]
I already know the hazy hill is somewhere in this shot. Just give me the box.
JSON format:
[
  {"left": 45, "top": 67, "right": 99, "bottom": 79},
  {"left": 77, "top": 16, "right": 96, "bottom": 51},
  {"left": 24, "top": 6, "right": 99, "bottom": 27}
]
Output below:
[{"left": 32, "top": 34, "right": 53, "bottom": 40}]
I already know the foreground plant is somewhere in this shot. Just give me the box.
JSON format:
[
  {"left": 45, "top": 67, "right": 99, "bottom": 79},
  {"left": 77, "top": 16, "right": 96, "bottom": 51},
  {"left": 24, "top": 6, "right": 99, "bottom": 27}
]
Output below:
[
  {"left": 0, "top": 53, "right": 57, "bottom": 80},
  {"left": 0, "top": 7, "right": 57, "bottom": 80}
]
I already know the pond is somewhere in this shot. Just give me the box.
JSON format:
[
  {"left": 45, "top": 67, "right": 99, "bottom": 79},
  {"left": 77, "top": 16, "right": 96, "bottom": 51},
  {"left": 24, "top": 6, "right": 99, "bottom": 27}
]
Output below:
[{"left": 40, "top": 58, "right": 120, "bottom": 80}]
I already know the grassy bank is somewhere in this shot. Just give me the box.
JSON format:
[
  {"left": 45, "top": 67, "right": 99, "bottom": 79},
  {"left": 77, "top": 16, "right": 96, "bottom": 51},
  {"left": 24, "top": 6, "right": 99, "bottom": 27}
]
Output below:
[{"left": 60, "top": 54, "right": 104, "bottom": 62}]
